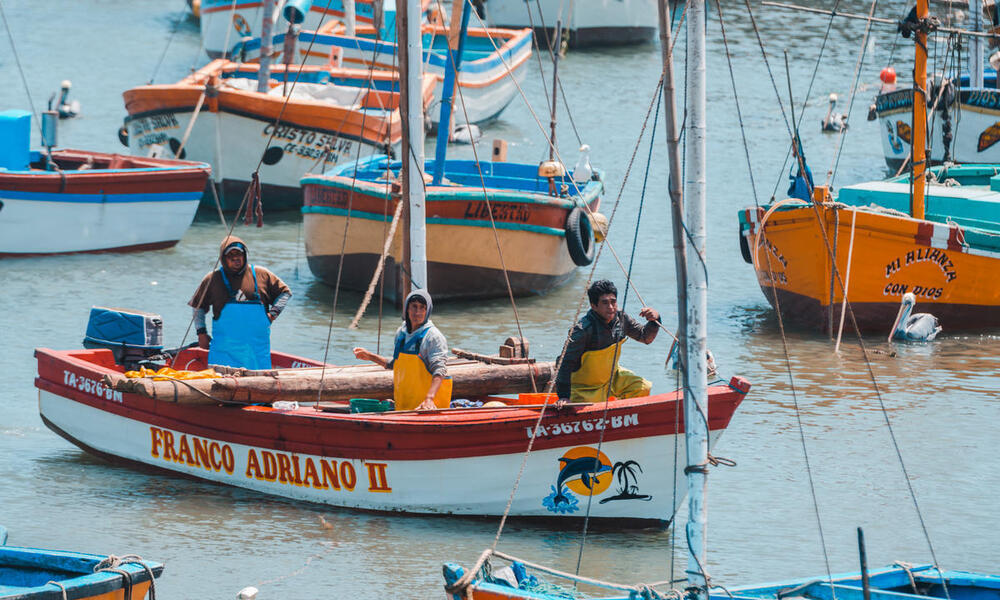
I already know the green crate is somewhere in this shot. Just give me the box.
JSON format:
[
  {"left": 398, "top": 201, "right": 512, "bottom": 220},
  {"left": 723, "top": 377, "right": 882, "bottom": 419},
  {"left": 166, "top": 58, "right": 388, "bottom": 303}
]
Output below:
[{"left": 349, "top": 398, "right": 394, "bottom": 413}]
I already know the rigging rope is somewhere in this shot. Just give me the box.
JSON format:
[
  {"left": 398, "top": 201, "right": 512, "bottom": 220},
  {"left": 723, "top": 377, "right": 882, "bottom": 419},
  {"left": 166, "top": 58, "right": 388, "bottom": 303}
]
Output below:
[
  {"left": 0, "top": 0, "right": 42, "bottom": 138},
  {"left": 148, "top": 0, "right": 192, "bottom": 84}
]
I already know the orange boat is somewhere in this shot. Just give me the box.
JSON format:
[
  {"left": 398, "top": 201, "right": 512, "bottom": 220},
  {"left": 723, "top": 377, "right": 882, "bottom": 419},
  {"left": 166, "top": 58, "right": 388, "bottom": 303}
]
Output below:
[{"left": 738, "top": 1, "right": 1000, "bottom": 333}]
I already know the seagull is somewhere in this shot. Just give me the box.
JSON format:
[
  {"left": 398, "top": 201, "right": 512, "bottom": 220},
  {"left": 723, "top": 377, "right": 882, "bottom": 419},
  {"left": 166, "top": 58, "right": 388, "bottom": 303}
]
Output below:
[
  {"left": 450, "top": 123, "right": 481, "bottom": 145},
  {"left": 821, "top": 93, "right": 847, "bottom": 133},
  {"left": 50, "top": 80, "right": 80, "bottom": 119},
  {"left": 890, "top": 292, "right": 942, "bottom": 341},
  {"left": 572, "top": 144, "right": 592, "bottom": 183}
]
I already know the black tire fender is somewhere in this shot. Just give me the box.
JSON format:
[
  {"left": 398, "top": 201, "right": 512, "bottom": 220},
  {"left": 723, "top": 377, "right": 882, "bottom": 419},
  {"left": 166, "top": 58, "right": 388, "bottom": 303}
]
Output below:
[
  {"left": 739, "top": 225, "right": 753, "bottom": 264},
  {"left": 565, "top": 206, "right": 595, "bottom": 266}
]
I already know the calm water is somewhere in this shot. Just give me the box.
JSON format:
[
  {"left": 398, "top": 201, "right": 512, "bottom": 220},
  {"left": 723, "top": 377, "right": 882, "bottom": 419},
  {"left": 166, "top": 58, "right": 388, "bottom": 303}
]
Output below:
[{"left": 1, "top": 1, "right": 997, "bottom": 598}]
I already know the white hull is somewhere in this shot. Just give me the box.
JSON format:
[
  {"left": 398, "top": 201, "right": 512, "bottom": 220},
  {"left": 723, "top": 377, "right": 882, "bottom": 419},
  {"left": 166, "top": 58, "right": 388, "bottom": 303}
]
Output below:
[
  {"left": 482, "top": 0, "right": 657, "bottom": 45},
  {"left": 39, "top": 389, "right": 719, "bottom": 521},
  {"left": 0, "top": 195, "right": 198, "bottom": 255}
]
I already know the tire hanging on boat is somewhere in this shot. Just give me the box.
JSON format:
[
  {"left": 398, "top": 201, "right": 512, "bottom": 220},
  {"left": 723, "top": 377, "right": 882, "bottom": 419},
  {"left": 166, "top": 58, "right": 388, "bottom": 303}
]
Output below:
[{"left": 564, "top": 206, "right": 595, "bottom": 266}]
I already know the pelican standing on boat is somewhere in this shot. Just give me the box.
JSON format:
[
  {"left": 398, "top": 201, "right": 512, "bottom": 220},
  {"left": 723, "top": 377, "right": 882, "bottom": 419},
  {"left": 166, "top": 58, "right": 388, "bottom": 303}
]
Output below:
[
  {"left": 51, "top": 80, "right": 80, "bottom": 119},
  {"left": 821, "top": 93, "right": 847, "bottom": 132},
  {"left": 890, "top": 292, "right": 942, "bottom": 341}
]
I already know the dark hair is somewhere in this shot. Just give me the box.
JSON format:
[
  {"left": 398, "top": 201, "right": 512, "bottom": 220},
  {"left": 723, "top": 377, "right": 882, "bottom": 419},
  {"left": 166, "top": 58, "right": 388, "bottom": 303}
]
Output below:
[
  {"left": 407, "top": 295, "right": 427, "bottom": 308},
  {"left": 588, "top": 280, "right": 618, "bottom": 305}
]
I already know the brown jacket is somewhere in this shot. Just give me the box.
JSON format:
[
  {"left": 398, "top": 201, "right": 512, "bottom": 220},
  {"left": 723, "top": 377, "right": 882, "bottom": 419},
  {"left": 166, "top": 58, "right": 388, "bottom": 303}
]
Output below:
[{"left": 188, "top": 236, "right": 291, "bottom": 319}]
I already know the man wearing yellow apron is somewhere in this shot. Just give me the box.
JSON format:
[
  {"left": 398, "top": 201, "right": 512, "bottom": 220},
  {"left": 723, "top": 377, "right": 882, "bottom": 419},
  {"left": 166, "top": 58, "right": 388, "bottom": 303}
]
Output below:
[
  {"left": 353, "top": 289, "right": 452, "bottom": 411},
  {"left": 189, "top": 236, "right": 292, "bottom": 370},
  {"left": 556, "top": 280, "right": 660, "bottom": 405}
]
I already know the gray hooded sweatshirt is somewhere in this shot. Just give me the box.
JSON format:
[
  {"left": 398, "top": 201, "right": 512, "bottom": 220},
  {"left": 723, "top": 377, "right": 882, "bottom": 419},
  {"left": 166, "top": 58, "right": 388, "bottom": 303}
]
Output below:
[{"left": 386, "top": 289, "right": 449, "bottom": 377}]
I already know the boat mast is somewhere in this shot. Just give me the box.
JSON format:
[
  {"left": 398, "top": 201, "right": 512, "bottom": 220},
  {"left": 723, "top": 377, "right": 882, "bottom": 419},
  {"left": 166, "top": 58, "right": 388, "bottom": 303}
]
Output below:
[
  {"left": 912, "top": 0, "right": 929, "bottom": 220},
  {"left": 548, "top": 21, "right": 563, "bottom": 163},
  {"left": 257, "top": 0, "right": 276, "bottom": 93},
  {"left": 970, "top": 0, "right": 984, "bottom": 89},
  {"left": 397, "top": 0, "right": 428, "bottom": 293},
  {"left": 345, "top": 0, "right": 356, "bottom": 36},
  {"left": 432, "top": 0, "right": 472, "bottom": 186},
  {"left": 657, "top": 0, "right": 687, "bottom": 395},
  {"left": 683, "top": 1, "right": 709, "bottom": 599}
]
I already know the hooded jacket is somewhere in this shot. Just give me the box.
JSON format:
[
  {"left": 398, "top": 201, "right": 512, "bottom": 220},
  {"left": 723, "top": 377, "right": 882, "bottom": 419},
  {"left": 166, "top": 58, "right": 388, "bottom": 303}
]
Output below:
[
  {"left": 189, "top": 235, "right": 292, "bottom": 320},
  {"left": 387, "top": 289, "right": 448, "bottom": 377}
]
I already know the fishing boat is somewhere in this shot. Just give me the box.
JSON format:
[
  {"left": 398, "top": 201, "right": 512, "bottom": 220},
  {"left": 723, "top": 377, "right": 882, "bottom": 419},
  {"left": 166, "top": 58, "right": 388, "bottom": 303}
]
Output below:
[
  {"left": 740, "top": 0, "right": 1000, "bottom": 333},
  {"left": 301, "top": 0, "right": 603, "bottom": 301},
  {"left": 34, "top": 0, "right": 748, "bottom": 526},
  {"left": 874, "top": 0, "right": 998, "bottom": 170},
  {"left": 199, "top": 0, "right": 380, "bottom": 58},
  {"left": 233, "top": 19, "right": 532, "bottom": 127},
  {"left": 478, "top": 0, "right": 657, "bottom": 48},
  {"left": 121, "top": 59, "right": 433, "bottom": 211},
  {"left": 0, "top": 536, "right": 162, "bottom": 600},
  {"left": 0, "top": 109, "right": 210, "bottom": 256}
]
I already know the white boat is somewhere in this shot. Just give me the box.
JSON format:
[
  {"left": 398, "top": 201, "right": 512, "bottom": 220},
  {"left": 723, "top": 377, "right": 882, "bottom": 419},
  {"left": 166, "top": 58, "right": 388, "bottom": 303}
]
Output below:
[
  {"left": 479, "top": 0, "right": 657, "bottom": 48},
  {"left": 0, "top": 110, "right": 210, "bottom": 256}
]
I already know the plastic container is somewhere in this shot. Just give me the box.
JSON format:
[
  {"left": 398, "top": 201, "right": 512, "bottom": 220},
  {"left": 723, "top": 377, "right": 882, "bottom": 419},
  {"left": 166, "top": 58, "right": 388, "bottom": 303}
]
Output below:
[
  {"left": 349, "top": 398, "right": 394, "bottom": 413},
  {"left": 0, "top": 109, "right": 31, "bottom": 171}
]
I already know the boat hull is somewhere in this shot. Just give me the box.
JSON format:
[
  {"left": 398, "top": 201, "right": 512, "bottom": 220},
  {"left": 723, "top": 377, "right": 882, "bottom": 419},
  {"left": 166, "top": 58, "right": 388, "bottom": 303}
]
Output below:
[
  {"left": 482, "top": 0, "right": 657, "bottom": 47},
  {"left": 35, "top": 347, "right": 748, "bottom": 526},
  {"left": 739, "top": 201, "right": 1000, "bottom": 332},
  {"left": 876, "top": 87, "right": 1000, "bottom": 170},
  {"left": 301, "top": 165, "right": 603, "bottom": 301},
  {"left": 0, "top": 150, "right": 208, "bottom": 255},
  {"left": 0, "top": 545, "right": 161, "bottom": 600}
]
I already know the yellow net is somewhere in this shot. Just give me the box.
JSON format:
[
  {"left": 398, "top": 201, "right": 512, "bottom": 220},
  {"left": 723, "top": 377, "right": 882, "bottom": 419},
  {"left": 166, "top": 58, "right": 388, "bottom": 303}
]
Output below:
[{"left": 124, "top": 366, "right": 220, "bottom": 381}]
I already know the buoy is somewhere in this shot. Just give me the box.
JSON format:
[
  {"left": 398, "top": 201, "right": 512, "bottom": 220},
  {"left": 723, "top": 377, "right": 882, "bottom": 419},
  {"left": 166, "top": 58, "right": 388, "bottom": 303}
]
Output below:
[{"left": 880, "top": 67, "right": 897, "bottom": 85}]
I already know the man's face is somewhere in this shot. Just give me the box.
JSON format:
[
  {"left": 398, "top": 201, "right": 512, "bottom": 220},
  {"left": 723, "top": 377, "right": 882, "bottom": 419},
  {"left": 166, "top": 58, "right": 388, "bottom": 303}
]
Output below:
[
  {"left": 592, "top": 293, "right": 617, "bottom": 323},
  {"left": 224, "top": 249, "right": 245, "bottom": 272},
  {"left": 407, "top": 299, "right": 428, "bottom": 329}
]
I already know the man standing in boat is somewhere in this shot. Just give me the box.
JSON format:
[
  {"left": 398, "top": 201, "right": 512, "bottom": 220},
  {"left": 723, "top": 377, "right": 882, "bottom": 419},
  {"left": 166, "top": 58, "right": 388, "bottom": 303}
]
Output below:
[
  {"left": 190, "top": 235, "right": 291, "bottom": 370},
  {"left": 556, "top": 280, "right": 660, "bottom": 405},
  {"left": 353, "top": 290, "right": 451, "bottom": 411}
]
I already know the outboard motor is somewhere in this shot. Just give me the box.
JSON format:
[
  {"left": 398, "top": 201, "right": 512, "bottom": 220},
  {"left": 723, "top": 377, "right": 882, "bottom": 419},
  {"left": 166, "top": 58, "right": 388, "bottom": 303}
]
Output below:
[{"left": 83, "top": 307, "right": 164, "bottom": 366}]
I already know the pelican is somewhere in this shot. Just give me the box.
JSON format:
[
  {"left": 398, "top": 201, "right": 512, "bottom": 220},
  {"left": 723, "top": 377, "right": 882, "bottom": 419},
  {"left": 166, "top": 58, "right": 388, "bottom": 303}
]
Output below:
[
  {"left": 572, "top": 144, "right": 593, "bottom": 183},
  {"left": 889, "top": 292, "right": 942, "bottom": 341},
  {"left": 450, "top": 123, "right": 481, "bottom": 145},
  {"left": 50, "top": 80, "right": 80, "bottom": 119},
  {"left": 821, "top": 93, "right": 847, "bottom": 133}
]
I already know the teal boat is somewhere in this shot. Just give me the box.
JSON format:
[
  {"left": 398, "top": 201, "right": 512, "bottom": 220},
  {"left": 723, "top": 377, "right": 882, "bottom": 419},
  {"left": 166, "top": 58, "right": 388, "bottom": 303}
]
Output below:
[{"left": 0, "top": 539, "right": 162, "bottom": 600}]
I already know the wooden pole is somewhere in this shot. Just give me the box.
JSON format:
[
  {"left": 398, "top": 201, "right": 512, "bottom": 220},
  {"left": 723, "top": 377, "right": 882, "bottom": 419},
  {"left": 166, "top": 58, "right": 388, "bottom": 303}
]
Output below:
[{"left": 912, "top": 0, "right": 928, "bottom": 220}]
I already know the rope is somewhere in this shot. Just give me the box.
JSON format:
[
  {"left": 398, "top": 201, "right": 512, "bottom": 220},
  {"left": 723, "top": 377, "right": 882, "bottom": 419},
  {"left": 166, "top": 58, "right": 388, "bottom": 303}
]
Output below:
[
  {"left": 0, "top": 0, "right": 42, "bottom": 137},
  {"left": 348, "top": 197, "right": 404, "bottom": 328},
  {"left": 148, "top": 0, "right": 191, "bottom": 84},
  {"left": 94, "top": 554, "right": 158, "bottom": 600},
  {"left": 43, "top": 581, "right": 68, "bottom": 600}
]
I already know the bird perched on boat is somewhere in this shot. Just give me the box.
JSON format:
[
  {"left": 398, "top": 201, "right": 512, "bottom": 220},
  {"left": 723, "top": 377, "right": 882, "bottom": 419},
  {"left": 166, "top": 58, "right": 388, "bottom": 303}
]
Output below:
[
  {"left": 573, "top": 144, "right": 593, "bottom": 183},
  {"left": 890, "top": 292, "right": 942, "bottom": 341},
  {"left": 821, "top": 93, "right": 847, "bottom": 133},
  {"left": 450, "top": 123, "right": 481, "bottom": 145},
  {"left": 49, "top": 80, "right": 80, "bottom": 119}
]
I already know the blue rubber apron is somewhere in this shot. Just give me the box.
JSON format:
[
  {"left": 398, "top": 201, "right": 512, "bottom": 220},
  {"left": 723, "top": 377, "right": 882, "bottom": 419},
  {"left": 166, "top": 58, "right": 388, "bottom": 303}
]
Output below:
[{"left": 207, "top": 264, "right": 272, "bottom": 369}]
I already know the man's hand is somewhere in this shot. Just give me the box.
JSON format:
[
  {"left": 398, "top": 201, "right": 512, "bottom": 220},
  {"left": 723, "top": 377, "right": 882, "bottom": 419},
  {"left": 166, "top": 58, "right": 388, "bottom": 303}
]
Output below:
[
  {"left": 639, "top": 307, "right": 660, "bottom": 322},
  {"left": 555, "top": 398, "right": 569, "bottom": 409},
  {"left": 267, "top": 312, "right": 276, "bottom": 323},
  {"left": 353, "top": 347, "right": 370, "bottom": 361},
  {"left": 417, "top": 397, "right": 437, "bottom": 410},
  {"left": 197, "top": 333, "right": 211, "bottom": 349}
]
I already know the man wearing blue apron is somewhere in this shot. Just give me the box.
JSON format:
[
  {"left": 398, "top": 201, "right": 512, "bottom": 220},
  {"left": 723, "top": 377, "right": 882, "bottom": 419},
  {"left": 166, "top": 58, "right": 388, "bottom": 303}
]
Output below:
[{"left": 189, "top": 236, "right": 292, "bottom": 369}]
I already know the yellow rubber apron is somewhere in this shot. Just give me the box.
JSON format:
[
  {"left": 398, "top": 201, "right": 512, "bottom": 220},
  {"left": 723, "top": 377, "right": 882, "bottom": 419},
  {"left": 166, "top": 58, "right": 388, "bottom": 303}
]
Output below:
[
  {"left": 569, "top": 339, "right": 626, "bottom": 403},
  {"left": 391, "top": 325, "right": 452, "bottom": 411}
]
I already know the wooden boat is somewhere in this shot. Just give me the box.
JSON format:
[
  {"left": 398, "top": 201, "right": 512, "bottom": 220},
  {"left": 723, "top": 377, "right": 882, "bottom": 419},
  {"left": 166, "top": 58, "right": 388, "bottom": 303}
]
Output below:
[
  {"left": 198, "top": 0, "right": 379, "bottom": 58},
  {"left": 121, "top": 60, "right": 435, "bottom": 211},
  {"left": 478, "top": 0, "right": 657, "bottom": 48},
  {"left": 741, "top": 1, "right": 1000, "bottom": 333},
  {"left": 0, "top": 110, "right": 210, "bottom": 256},
  {"left": 738, "top": 165, "right": 1000, "bottom": 332},
  {"left": 874, "top": 1, "right": 995, "bottom": 170},
  {"left": 35, "top": 344, "right": 749, "bottom": 526},
  {"left": 0, "top": 540, "right": 162, "bottom": 600},
  {"left": 301, "top": 155, "right": 604, "bottom": 301},
  {"left": 236, "top": 20, "right": 533, "bottom": 126}
]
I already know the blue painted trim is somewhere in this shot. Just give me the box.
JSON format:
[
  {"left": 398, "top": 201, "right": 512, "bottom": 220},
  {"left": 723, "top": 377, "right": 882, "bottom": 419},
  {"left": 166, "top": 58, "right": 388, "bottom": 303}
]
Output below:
[
  {"left": 0, "top": 190, "right": 203, "bottom": 203},
  {"left": 301, "top": 205, "right": 566, "bottom": 236},
  {"left": 433, "top": 0, "right": 472, "bottom": 185}
]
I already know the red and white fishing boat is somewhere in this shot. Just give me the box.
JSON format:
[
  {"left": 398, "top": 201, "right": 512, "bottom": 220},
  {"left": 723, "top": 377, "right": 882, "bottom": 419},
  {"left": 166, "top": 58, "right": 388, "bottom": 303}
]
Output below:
[
  {"left": 0, "top": 109, "right": 210, "bottom": 256},
  {"left": 35, "top": 343, "right": 749, "bottom": 526}
]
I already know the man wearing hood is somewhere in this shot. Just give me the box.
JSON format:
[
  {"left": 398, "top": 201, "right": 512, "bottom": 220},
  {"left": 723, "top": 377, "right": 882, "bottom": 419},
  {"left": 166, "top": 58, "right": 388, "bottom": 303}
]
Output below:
[
  {"left": 189, "top": 235, "right": 292, "bottom": 369},
  {"left": 353, "top": 289, "right": 451, "bottom": 411}
]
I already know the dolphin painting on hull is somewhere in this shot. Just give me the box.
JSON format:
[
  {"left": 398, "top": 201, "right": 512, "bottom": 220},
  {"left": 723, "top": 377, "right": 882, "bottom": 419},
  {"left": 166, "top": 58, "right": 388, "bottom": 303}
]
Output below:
[{"left": 551, "top": 456, "right": 612, "bottom": 506}]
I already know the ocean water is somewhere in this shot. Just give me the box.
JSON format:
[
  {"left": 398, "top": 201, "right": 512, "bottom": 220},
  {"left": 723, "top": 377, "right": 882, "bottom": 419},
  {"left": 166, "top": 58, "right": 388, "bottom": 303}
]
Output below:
[{"left": 1, "top": 1, "right": 997, "bottom": 598}]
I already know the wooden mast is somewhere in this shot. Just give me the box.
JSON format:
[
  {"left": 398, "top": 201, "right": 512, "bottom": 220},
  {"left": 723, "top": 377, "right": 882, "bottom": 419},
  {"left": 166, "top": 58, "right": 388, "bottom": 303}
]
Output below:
[
  {"left": 912, "top": 0, "right": 928, "bottom": 220},
  {"left": 397, "top": 0, "right": 428, "bottom": 296}
]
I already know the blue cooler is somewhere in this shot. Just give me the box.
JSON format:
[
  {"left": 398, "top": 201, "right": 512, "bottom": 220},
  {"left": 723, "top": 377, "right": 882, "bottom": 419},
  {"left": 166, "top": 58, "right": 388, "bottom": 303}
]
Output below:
[{"left": 83, "top": 307, "right": 164, "bottom": 364}]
